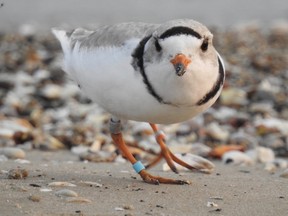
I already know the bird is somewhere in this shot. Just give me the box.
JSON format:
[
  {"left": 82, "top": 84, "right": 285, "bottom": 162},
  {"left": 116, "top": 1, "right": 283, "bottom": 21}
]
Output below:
[{"left": 52, "top": 19, "right": 225, "bottom": 185}]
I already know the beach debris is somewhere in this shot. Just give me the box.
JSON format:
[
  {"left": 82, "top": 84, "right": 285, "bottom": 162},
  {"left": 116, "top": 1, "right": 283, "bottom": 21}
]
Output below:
[
  {"left": 280, "top": 169, "right": 288, "bottom": 178},
  {"left": 40, "top": 188, "right": 53, "bottom": 192},
  {"left": 7, "top": 168, "right": 28, "bottom": 179},
  {"left": 28, "top": 195, "right": 41, "bottom": 202},
  {"left": 222, "top": 150, "right": 254, "bottom": 165},
  {"left": 66, "top": 197, "right": 92, "bottom": 203},
  {"left": 163, "top": 153, "right": 215, "bottom": 173},
  {"left": 0, "top": 147, "right": 26, "bottom": 159},
  {"left": 48, "top": 181, "right": 76, "bottom": 187},
  {"left": 209, "top": 145, "right": 245, "bottom": 158},
  {"left": 246, "top": 147, "right": 275, "bottom": 163},
  {"left": 207, "top": 201, "right": 218, "bottom": 207},
  {"left": 78, "top": 181, "right": 103, "bottom": 188},
  {"left": 14, "top": 159, "right": 31, "bottom": 164},
  {"left": 55, "top": 189, "right": 78, "bottom": 197}
]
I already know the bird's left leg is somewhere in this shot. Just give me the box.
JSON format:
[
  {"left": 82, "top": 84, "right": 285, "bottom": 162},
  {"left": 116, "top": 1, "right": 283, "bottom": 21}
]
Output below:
[
  {"left": 109, "top": 117, "right": 190, "bottom": 185},
  {"left": 147, "top": 123, "right": 199, "bottom": 172}
]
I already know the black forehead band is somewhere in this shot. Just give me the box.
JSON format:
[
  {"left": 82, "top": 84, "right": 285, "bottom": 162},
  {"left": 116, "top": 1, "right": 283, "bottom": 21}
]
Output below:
[{"left": 159, "top": 26, "right": 202, "bottom": 40}]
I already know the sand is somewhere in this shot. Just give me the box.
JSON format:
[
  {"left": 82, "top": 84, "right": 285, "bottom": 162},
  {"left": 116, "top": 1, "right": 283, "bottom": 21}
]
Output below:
[{"left": 0, "top": 150, "right": 287, "bottom": 216}]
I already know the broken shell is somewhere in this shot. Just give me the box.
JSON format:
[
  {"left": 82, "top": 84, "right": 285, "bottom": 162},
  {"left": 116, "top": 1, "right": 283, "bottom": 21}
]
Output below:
[
  {"left": 78, "top": 181, "right": 103, "bottom": 188},
  {"left": 7, "top": 168, "right": 28, "bottom": 179},
  {"left": 55, "top": 189, "right": 78, "bottom": 197},
  {"left": 280, "top": 169, "right": 288, "bottom": 178},
  {"left": 257, "top": 147, "right": 275, "bottom": 163},
  {"left": 220, "top": 88, "right": 247, "bottom": 106},
  {"left": 207, "top": 201, "right": 218, "bottom": 207},
  {"left": 206, "top": 122, "right": 230, "bottom": 141},
  {"left": 48, "top": 182, "right": 76, "bottom": 187},
  {"left": 163, "top": 153, "right": 214, "bottom": 173},
  {"left": 209, "top": 145, "right": 245, "bottom": 158},
  {"left": 222, "top": 150, "right": 254, "bottom": 166},
  {"left": 66, "top": 197, "right": 92, "bottom": 203},
  {"left": 28, "top": 195, "right": 41, "bottom": 202},
  {"left": 0, "top": 147, "right": 26, "bottom": 159}
]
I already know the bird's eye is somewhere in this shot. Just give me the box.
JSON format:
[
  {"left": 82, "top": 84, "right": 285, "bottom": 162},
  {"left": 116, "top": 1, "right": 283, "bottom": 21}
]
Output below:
[
  {"left": 155, "top": 38, "right": 162, "bottom": 52},
  {"left": 201, "top": 38, "right": 209, "bottom": 52}
]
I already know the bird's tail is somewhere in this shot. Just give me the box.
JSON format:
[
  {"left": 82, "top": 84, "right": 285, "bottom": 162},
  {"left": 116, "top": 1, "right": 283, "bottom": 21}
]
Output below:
[
  {"left": 52, "top": 28, "right": 71, "bottom": 56},
  {"left": 52, "top": 28, "right": 74, "bottom": 74}
]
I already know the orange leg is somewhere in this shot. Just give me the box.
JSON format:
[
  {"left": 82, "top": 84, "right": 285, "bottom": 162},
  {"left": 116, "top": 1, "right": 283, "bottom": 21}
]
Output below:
[
  {"left": 147, "top": 123, "right": 198, "bottom": 172},
  {"left": 110, "top": 118, "right": 190, "bottom": 185}
]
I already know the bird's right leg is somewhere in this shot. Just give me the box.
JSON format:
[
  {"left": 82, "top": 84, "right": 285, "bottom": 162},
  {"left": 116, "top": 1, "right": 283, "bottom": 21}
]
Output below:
[{"left": 109, "top": 117, "right": 190, "bottom": 185}]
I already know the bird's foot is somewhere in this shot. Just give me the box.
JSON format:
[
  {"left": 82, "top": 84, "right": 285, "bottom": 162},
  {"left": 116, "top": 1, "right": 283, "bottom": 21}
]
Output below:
[
  {"left": 148, "top": 124, "right": 213, "bottom": 173},
  {"left": 139, "top": 170, "right": 191, "bottom": 185}
]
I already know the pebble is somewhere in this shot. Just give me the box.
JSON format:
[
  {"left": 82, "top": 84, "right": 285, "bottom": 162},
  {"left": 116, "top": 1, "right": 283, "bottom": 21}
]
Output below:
[
  {"left": 55, "top": 189, "right": 78, "bottom": 197},
  {"left": 0, "top": 147, "right": 26, "bottom": 159}
]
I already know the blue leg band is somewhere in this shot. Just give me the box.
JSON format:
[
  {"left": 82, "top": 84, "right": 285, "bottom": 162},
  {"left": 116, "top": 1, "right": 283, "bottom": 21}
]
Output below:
[{"left": 132, "top": 161, "right": 145, "bottom": 173}]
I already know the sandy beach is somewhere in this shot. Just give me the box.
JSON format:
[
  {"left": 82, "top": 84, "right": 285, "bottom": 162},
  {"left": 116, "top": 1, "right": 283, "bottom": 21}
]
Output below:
[{"left": 1, "top": 150, "right": 287, "bottom": 216}]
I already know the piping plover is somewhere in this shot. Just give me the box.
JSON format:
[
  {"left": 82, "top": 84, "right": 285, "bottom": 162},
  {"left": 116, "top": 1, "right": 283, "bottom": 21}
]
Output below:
[{"left": 53, "top": 19, "right": 225, "bottom": 184}]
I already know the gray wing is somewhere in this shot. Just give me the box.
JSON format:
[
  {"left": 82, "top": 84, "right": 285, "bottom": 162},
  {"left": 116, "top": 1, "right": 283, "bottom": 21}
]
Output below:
[{"left": 68, "top": 22, "right": 160, "bottom": 49}]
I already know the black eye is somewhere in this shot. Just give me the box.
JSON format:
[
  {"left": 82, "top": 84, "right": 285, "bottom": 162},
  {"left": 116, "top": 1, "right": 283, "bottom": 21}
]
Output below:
[
  {"left": 201, "top": 38, "right": 209, "bottom": 52},
  {"left": 155, "top": 38, "right": 162, "bottom": 52}
]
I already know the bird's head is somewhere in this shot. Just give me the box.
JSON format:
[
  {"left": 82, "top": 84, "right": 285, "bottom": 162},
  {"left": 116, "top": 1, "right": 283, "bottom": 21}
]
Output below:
[{"left": 132, "top": 19, "right": 224, "bottom": 106}]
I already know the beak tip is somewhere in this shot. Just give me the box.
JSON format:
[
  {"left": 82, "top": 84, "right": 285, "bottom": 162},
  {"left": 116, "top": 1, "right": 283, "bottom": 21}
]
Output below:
[{"left": 175, "top": 63, "right": 186, "bottom": 76}]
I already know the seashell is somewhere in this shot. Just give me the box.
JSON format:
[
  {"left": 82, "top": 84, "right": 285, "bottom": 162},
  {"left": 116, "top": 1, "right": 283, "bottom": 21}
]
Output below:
[
  {"left": 71, "top": 146, "right": 89, "bottom": 155},
  {"left": 207, "top": 201, "right": 218, "bottom": 207},
  {"left": 66, "top": 197, "right": 92, "bottom": 203},
  {"left": 255, "top": 118, "right": 288, "bottom": 136},
  {"left": 169, "top": 143, "right": 192, "bottom": 154},
  {"left": 272, "top": 159, "right": 288, "bottom": 169},
  {"left": 212, "top": 106, "right": 238, "bottom": 121},
  {"left": 41, "top": 84, "right": 62, "bottom": 99},
  {"left": 28, "top": 195, "right": 41, "bottom": 202},
  {"left": 48, "top": 182, "right": 76, "bottom": 187},
  {"left": 40, "top": 188, "right": 52, "bottom": 192},
  {"left": 115, "top": 207, "right": 124, "bottom": 211},
  {"left": 7, "top": 168, "right": 28, "bottom": 179},
  {"left": 222, "top": 150, "right": 254, "bottom": 166},
  {"left": 264, "top": 163, "right": 277, "bottom": 173},
  {"left": 39, "top": 135, "right": 66, "bottom": 151},
  {"left": 220, "top": 87, "right": 248, "bottom": 106},
  {"left": 280, "top": 169, "right": 288, "bottom": 178},
  {"left": 78, "top": 181, "right": 103, "bottom": 188},
  {"left": 0, "top": 147, "right": 26, "bottom": 159},
  {"left": 163, "top": 153, "right": 214, "bottom": 174},
  {"left": 256, "top": 147, "right": 275, "bottom": 163},
  {"left": 14, "top": 159, "right": 30, "bottom": 164},
  {"left": 132, "top": 122, "right": 153, "bottom": 136},
  {"left": 209, "top": 145, "right": 245, "bottom": 158},
  {"left": 249, "top": 102, "right": 276, "bottom": 115},
  {"left": 206, "top": 122, "right": 230, "bottom": 141},
  {"left": 190, "top": 143, "right": 212, "bottom": 157},
  {"left": 55, "top": 189, "right": 78, "bottom": 197},
  {"left": 0, "top": 155, "right": 8, "bottom": 162},
  {"left": 79, "top": 151, "right": 117, "bottom": 163}
]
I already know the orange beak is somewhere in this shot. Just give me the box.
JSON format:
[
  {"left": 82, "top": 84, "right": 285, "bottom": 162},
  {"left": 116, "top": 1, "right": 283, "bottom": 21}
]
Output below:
[{"left": 170, "top": 54, "right": 191, "bottom": 76}]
